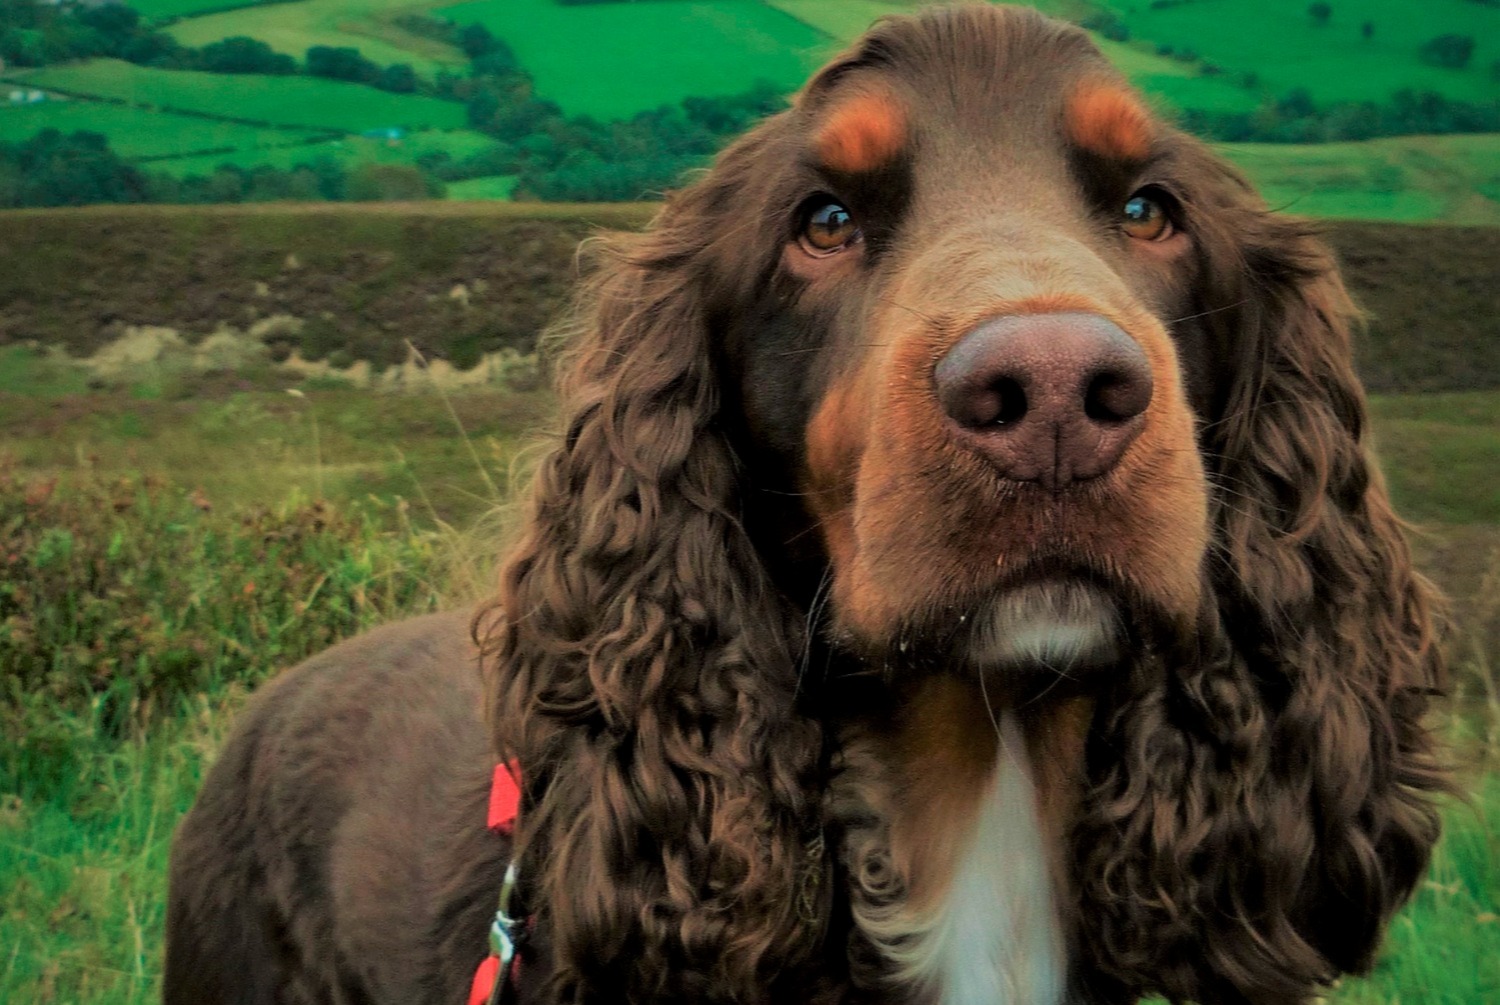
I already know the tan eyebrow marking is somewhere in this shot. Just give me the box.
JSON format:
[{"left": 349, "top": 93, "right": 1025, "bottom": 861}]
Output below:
[
  {"left": 814, "top": 89, "right": 908, "bottom": 174},
  {"left": 1066, "top": 83, "right": 1153, "bottom": 161}
]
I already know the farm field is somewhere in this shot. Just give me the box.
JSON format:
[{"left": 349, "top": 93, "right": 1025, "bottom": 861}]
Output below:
[
  {"left": 431, "top": 0, "right": 827, "bottom": 120},
  {"left": 11, "top": 60, "right": 467, "bottom": 133},
  {"left": 1098, "top": 0, "right": 1500, "bottom": 106},
  {"left": 1221, "top": 133, "right": 1500, "bottom": 226},
  {"left": 129, "top": 0, "right": 275, "bottom": 19},
  {"left": 0, "top": 101, "right": 327, "bottom": 160},
  {"left": 444, "top": 173, "right": 516, "bottom": 200},
  {"left": 145, "top": 128, "right": 501, "bottom": 176},
  {"left": 165, "top": 0, "right": 465, "bottom": 77}
]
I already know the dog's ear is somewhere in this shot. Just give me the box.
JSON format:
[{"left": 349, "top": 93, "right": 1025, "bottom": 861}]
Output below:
[
  {"left": 1072, "top": 152, "right": 1448, "bottom": 1003},
  {"left": 475, "top": 146, "right": 824, "bottom": 1001}
]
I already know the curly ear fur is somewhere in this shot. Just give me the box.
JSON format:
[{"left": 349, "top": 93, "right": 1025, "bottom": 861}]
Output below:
[
  {"left": 475, "top": 158, "right": 824, "bottom": 1003},
  {"left": 1071, "top": 155, "right": 1448, "bottom": 1004}
]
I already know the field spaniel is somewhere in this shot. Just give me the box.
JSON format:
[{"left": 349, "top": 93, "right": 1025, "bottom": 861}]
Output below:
[{"left": 165, "top": 6, "right": 1447, "bottom": 1004}]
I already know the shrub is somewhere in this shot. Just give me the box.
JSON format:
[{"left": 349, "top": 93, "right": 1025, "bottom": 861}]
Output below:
[
  {"left": 0, "top": 466, "right": 444, "bottom": 763},
  {"left": 1420, "top": 34, "right": 1476, "bottom": 69},
  {"left": 1308, "top": 3, "right": 1332, "bottom": 26}
]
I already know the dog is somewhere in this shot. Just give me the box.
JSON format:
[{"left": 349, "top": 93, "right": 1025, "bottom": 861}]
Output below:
[{"left": 165, "top": 6, "right": 1447, "bottom": 1003}]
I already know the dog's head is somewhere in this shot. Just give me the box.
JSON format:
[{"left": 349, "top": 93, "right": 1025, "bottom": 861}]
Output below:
[{"left": 480, "top": 7, "right": 1445, "bottom": 1003}]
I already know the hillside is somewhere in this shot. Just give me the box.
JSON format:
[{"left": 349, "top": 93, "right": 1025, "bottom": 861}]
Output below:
[
  {"left": 0, "top": 205, "right": 1494, "bottom": 393},
  {"left": 0, "top": 0, "right": 1496, "bottom": 220}
]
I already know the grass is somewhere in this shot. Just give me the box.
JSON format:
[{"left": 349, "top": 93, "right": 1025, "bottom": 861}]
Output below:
[
  {"left": 129, "top": 0, "right": 277, "bottom": 19},
  {"left": 1370, "top": 391, "right": 1500, "bottom": 527},
  {"left": 1218, "top": 134, "right": 1500, "bottom": 226},
  {"left": 11, "top": 59, "right": 467, "bottom": 133},
  {"left": 143, "top": 128, "right": 502, "bottom": 177},
  {"left": 1100, "top": 0, "right": 1500, "bottom": 105},
  {"left": 444, "top": 173, "right": 517, "bottom": 201},
  {"left": 0, "top": 362, "right": 550, "bottom": 532},
  {"left": 165, "top": 0, "right": 466, "bottom": 78},
  {"left": 431, "top": 0, "right": 827, "bottom": 120},
  {"left": 0, "top": 100, "right": 327, "bottom": 160}
]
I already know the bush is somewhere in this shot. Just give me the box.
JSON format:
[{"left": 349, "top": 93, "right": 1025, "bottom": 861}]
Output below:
[
  {"left": 306, "top": 44, "right": 381, "bottom": 84},
  {"left": 1308, "top": 3, "right": 1332, "bottom": 26},
  {"left": 1420, "top": 34, "right": 1476, "bottom": 69},
  {"left": 195, "top": 35, "right": 296, "bottom": 75},
  {"left": 0, "top": 467, "right": 443, "bottom": 756}
]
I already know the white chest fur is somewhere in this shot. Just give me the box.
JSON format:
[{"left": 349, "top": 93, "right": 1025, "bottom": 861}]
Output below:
[{"left": 918, "top": 712, "right": 1064, "bottom": 1005}]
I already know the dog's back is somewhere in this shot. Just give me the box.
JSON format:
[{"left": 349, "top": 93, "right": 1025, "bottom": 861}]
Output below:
[{"left": 164, "top": 611, "right": 505, "bottom": 1005}]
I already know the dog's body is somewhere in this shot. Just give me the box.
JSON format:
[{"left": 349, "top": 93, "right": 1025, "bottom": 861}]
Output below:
[
  {"left": 166, "top": 613, "right": 506, "bottom": 1005},
  {"left": 167, "top": 7, "right": 1446, "bottom": 1004}
]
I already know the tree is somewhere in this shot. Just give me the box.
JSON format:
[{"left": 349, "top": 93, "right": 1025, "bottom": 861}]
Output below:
[
  {"left": 306, "top": 45, "right": 380, "bottom": 84},
  {"left": 1361, "top": 20, "right": 1374, "bottom": 40},
  {"left": 197, "top": 36, "right": 296, "bottom": 75},
  {"left": 345, "top": 163, "right": 442, "bottom": 201},
  {"left": 1419, "top": 34, "right": 1475, "bottom": 70},
  {"left": 1307, "top": 3, "right": 1331, "bottom": 26},
  {"left": 376, "top": 63, "right": 417, "bottom": 93}
]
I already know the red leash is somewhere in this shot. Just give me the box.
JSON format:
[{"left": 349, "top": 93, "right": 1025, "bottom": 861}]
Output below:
[{"left": 468, "top": 761, "right": 524, "bottom": 1005}]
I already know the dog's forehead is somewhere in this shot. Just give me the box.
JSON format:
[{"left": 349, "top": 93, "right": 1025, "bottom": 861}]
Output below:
[{"left": 803, "top": 8, "right": 1146, "bottom": 170}]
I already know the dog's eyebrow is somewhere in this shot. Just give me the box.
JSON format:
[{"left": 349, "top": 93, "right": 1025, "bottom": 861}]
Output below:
[
  {"left": 814, "top": 89, "right": 908, "bottom": 175},
  {"left": 1066, "top": 82, "right": 1153, "bottom": 161}
]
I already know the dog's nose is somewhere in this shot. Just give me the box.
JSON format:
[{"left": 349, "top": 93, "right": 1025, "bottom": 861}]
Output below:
[{"left": 934, "top": 312, "right": 1153, "bottom": 489}]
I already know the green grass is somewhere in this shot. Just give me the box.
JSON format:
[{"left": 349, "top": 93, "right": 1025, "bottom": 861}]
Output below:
[
  {"left": 165, "top": 0, "right": 466, "bottom": 78},
  {"left": 12, "top": 60, "right": 467, "bottom": 133},
  {"left": 432, "top": 0, "right": 827, "bottom": 120},
  {"left": 1100, "top": 0, "right": 1500, "bottom": 105},
  {"left": 1219, "top": 134, "right": 1500, "bottom": 227},
  {"left": 144, "top": 128, "right": 501, "bottom": 176},
  {"left": 129, "top": 0, "right": 276, "bottom": 19},
  {"left": 0, "top": 99, "right": 327, "bottom": 159},
  {"left": 0, "top": 374, "right": 548, "bottom": 531},
  {"left": 444, "top": 173, "right": 516, "bottom": 201},
  {"left": 1370, "top": 391, "right": 1500, "bottom": 526}
]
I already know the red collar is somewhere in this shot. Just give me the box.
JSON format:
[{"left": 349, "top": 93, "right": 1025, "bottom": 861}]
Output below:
[
  {"left": 487, "top": 760, "right": 522, "bottom": 835},
  {"left": 470, "top": 760, "right": 524, "bottom": 1005}
]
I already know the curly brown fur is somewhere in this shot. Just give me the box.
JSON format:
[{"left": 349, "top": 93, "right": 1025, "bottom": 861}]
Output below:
[{"left": 167, "top": 7, "right": 1447, "bottom": 1005}]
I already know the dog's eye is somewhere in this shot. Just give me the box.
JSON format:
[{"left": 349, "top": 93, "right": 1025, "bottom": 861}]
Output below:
[
  {"left": 1121, "top": 190, "right": 1175, "bottom": 241},
  {"left": 799, "top": 199, "right": 861, "bottom": 254}
]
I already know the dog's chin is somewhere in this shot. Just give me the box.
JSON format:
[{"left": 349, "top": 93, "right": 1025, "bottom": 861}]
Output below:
[
  {"left": 966, "top": 579, "right": 1122, "bottom": 672},
  {"left": 949, "top": 579, "right": 1123, "bottom": 702}
]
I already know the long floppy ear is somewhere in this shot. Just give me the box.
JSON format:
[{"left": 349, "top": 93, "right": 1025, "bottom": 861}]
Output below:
[
  {"left": 474, "top": 159, "right": 824, "bottom": 1002},
  {"left": 1072, "top": 157, "right": 1449, "bottom": 1004}
]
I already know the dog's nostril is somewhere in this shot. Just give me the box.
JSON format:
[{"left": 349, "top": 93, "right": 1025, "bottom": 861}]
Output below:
[
  {"left": 991, "top": 378, "right": 1028, "bottom": 426},
  {"left": 1084, "top": 369, "right": 1151, "bottom": 423}
]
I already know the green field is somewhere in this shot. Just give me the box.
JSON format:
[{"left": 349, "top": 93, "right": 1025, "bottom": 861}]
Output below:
[
  {"left": 165, "top": 0, "right": 465, "bottom": 77},
  {"left": 145, "top": 128, "right": 500, "bottom": 177},
  {"left": 1099, "top": 0, "right": 1500, "bottom": 105},
  {"left": 432, "top": 0, "right": 827, "bottom": 120},
  {"left": 444, "top": 173, "right": 516, "bottom": 200},
  {"left": 11, "top": 59, "right": 467, "bottom": 133},
  {"left": 128, "top": 0, "right": 276, "bottom": 20},
  {"left": 1220, "top": 133, "right": 1500, "bottom": 226},
  {"left": 0, "top": 100, "right": 326, "bottom": 159}
]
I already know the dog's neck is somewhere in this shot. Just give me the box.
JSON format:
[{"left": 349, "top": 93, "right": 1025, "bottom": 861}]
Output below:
[{"left": 831, "top": 677, "right": 1092, "bottom": 1004}]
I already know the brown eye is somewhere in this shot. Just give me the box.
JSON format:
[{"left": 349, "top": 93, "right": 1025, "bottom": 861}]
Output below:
[
  {"left": 1121, "top": 191, "right": 1174, "bottom": 241},
  {"left": 799, "top": 199, "right": 861, "bottom": 254}
]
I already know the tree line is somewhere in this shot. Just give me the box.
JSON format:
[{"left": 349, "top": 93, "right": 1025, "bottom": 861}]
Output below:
[{"left": 0, "top": 1, "right": 425, "bottom": 94}]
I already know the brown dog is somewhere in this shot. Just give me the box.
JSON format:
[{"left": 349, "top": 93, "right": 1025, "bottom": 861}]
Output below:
[{"left": 165, "top": 6, "right": 1446, "bottom": 1004}]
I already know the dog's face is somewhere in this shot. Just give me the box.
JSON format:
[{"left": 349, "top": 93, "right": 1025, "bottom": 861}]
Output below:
[{"left": 708, "top": 8, "right": 1218, "bottom": 689}]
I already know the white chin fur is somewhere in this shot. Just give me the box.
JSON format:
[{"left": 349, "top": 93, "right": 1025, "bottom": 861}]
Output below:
[{"left": 966, "top": 580, "right": 1120, "bottom": 673}]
